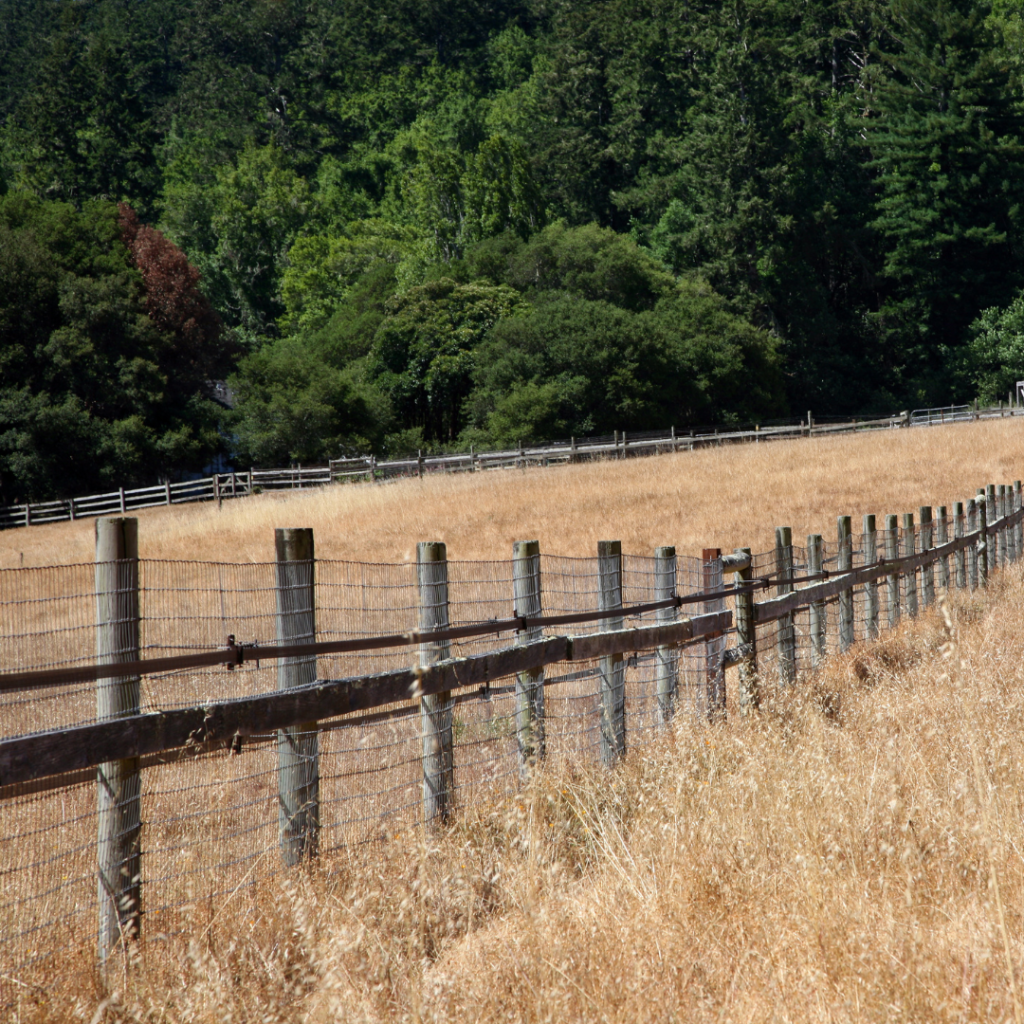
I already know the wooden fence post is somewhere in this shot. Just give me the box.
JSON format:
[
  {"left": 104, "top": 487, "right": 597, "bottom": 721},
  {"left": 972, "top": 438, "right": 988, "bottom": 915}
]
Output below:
[
  {"left": 1006, "top": 486, "right": 1017, "bottom": 564},
  {"left": 1015, "top": 481, "right": 1023, "bottom": 561},
  {"left": 936, "top": 506, "right": 949, "bottom": 592},
  {"left": 863, "top": 514, "right": 879, "bottom": 639},
  {"left": 902, "top": 513, "right": 918, "bottom": 617},
  {"left": 703, "top": 549, "right": 726, "bottom": 720},
  {"left": 654, "top": 546, "right": 678, "bottom": 724},
  {"left": 837, "top": 516, "right": 854, "bottom": 652},
  {"left": 733, "top": 547, "right": 759, "bottom": 712},
  {"left": 919, "top": 506, "right": 934, "bottom": 608},
  {"left": 418, "top": 541, "right": 454, "bottom": 824},
  {"left": 275, "top": 528, "right": 320, "bottom": 864},
  {"left": 885, "top": 514, "right": 901, "bottom": 627},
  {"left": 977, "top": 494, "right": 989, "bottom": 587},
  {"left": 807, "top": 534, "right": 826, "bottom": 666},
  {"left": 954, "top": 502, "right": 966, "bottom": 589},
  {"left": 775, "top": 527, "right": 796, "bottom": 685},
  {"left": 95, "top": 517, "right": 141, "bottom": 960},
  {"left": 512, "top": 540, "right": 545, "bottom": 775},
  {"left": 598, "top": 541, "right": 626, "bottom": 764},
  {"left": 417, "top": 450, "right": 424, "bottom": 479},
  {"left": 967, "top": 499, "right": 979, "bottom": 590},
  {"left": 987, "top": 485, "right": 999, "bottom": 571}
]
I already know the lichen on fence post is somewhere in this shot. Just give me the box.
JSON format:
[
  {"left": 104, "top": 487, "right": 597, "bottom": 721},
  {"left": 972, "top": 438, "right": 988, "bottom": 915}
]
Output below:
[
  {"left": 863, "top": 515, "right": 879, "bottom": 640},
  {"left": 885, "top": 514, "right": 901, "bottom": 628},
  {"left": 598, "top": 540, "right": 626, "bottom": 764},
  {"left": 654, "top": 545, "right": 678, "bottom": 724},
  {"left": 837, "top": 516, "right": 854, "bottom": 652},
  {"left": 513, "top": 540, "right": 545, "bottom": 776},
  {"left": 775, "top": 527, "right": 796, "bottom": 685},
  {"left": 703, "top": 549, "right": 726, "bottom": 720},
  {"left": 807, "top": 534, "right": 826, "bottom": 665},
  {"left": 95, "top": 516, "right": 141, "bottom": 961},
  {"left": 902, "top": 513, "right": 918, "bottom": 616},
  {"left": 732, "top": 547, "right": 759, "bottom": 712},
  {"left": 275, "top": 528, "right": 320, "bottom": 864},
  {"left": 936, "top": 506, "right": 949, "bottom": 592},
  {"left": 919, "top": 506, "right": 934, "bottom": 608},
  {"left": 418, "top": 541, "right": 454, "bottom": 824}
]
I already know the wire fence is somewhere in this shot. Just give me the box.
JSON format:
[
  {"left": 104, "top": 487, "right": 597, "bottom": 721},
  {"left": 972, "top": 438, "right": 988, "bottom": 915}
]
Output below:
[{"left": 1, "top": 485, "right": 1022, "bottom": 1001}]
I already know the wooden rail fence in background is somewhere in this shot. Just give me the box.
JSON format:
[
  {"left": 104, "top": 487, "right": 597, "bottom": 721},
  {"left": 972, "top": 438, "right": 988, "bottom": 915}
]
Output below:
[{"left": 3, "top": 402, "right": 1019, "bottom": 530}]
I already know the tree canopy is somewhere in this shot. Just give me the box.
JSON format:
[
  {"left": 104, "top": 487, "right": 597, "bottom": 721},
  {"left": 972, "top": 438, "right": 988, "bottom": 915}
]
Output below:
[{"left": 3, "top": 0, "right": 1024, "bottom": 495}]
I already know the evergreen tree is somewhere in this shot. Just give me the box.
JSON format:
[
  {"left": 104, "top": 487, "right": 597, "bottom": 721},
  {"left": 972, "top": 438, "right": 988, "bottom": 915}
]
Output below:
[{"left": 866, "top": 0, "right": 1024, "bottom": 402}]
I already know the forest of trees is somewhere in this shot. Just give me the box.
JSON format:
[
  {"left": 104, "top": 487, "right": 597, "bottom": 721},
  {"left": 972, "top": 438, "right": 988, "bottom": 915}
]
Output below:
[{"left": 4, "top": 0, "right": 1024, "bottom": 501}]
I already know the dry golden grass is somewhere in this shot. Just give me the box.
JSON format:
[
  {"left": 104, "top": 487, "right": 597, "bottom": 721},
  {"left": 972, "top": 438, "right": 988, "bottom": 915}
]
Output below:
[
  {"left": 3, "top": 418, "right": 1024, "bottom": 567},
  {"left": 13, "top": 569, "right": 1024, "bottom": 1023}
]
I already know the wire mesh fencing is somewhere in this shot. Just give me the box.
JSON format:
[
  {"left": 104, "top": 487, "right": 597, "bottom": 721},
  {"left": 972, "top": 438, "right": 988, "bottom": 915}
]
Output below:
[
  {"left": 2, "top": 488, "right": 1022, "bottom": 1002},
  {"left": 0, "top": 544, "right": 723, "bottom": 999}
]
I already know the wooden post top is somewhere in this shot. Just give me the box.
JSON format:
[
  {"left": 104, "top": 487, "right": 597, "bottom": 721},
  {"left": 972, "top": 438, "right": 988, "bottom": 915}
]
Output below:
[
  {"left": 275, "top": 527, "right": 313, "bottom": 562},
  {"left": 95, "top": 517, "right": 138, "bottom": 562},
  {"left": 417, "top": 541, "right": 447, "bottom": 563}
]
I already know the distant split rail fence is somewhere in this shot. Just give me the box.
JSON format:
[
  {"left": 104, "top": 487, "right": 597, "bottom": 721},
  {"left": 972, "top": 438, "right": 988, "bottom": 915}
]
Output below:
[
  {"left": 1, "top": 475, "right": 1023, "bottom": 994},
  {"left": 2, "top": 402, "right": 1018, "bottom": 531}
]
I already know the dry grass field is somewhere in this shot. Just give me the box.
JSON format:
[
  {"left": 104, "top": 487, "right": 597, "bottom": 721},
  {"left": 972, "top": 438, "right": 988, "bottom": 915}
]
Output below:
[
  {"left": 2, "top": 418, "right": 1023, "bottom": 568},
  {"left": 8, "top": 417, "right": 1024, "bottom": 1023},
  {"left": 13, "top": 571, "right": 1024, "bottom": 1023}
]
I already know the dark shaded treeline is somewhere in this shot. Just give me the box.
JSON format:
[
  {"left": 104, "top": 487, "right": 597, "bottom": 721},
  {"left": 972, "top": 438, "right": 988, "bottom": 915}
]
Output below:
[{"left": 3, "top": 0, "right": 1024, "bottom": 500}]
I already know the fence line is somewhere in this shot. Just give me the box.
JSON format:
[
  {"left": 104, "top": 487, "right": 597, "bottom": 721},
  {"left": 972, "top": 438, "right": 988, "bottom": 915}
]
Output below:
[
  {"left": 0, "top": 475, "right": 1022, "bottom": 996},
  {"left": 3, "top": 402, "right": 1020, "bottom": 531}
]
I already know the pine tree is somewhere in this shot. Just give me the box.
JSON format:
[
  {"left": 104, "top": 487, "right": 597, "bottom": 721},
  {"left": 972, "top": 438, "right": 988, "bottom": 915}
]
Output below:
[{"left": 866, "top": 0, "right": 1024, "bottom": 401}]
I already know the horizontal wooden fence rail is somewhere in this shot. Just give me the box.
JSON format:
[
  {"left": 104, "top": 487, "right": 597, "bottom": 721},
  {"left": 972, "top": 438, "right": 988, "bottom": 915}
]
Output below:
[
  {"left": 0, "top": 611, "right": 731, "bottom": 790},
  {"left": 4, "top": 403, "right": 1020, "bottom": 531},
  {"left": 2, "top": 472, "right": 1023, "bottom": 987}
]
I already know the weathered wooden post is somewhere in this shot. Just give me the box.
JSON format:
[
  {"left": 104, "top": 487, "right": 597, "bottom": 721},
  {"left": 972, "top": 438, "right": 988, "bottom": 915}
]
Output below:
[
  {"left": 936, "top": 507, "right": 949, "bottom": 592},
  {"left": 807, "top": 534, "right": 826, "bottom": 666},
  {"left": 954, "top": 502, "right": 966, "bottom": 589},
  {"left": 654, "top": 546, "right": 678, "bottom": 724},
  {"left": 837, "top": 516, "right": 854, "bottom": 652},
  {"left": 1006, "top": 486, "right": 1017, "bottom": 564},
  {"left": 598, "top": 541, "right": 626, "bottom": 764},
  {"left": 919, "top": 506, "right": 934, "bottom": 608},
  {"left": 994, "top": 485, "right": 1005, "bottom": 570},
  {"left": 703, "top": 548, "right": 726, "bottom": 720},
  {"left": 729, "top": 547, "right": 758, "bottom": 712},
  {"left": 1015, "top": 481, "right": 1023, "bottom": 561},
  {"left": 275, "top": 528, "right": 320, "bottom": 864},
  {"left": 902, "top": 513, "right": 918, "bottom": 617},
  {"left": 863, "top": 514, "right": 879, "bottom": 640},
  {"left": 977, "top": 494, "right": 989, "bottom": 587},
  {"left": 885, "top": 514, "right": 901, "bottom": 628},
  {"left": 513, "top": 540, "right": 545, "bottom": 775},
  {"left": 985, "top": 485, "right": 997, "bottom": 571},
  {"left": 95, "top": 517, "right": 142, "bottom": 960},
  {"left": 967, "top": 499, "right": 979, "bottom": 590},
  {"left": 418, "top": 541, "right": 454, "bottom": 824},
  {"left": 417, "top": 450, "right": 424, "bottom": 479},
  {"left": 775, "top": 527, "right": 796, "bottom": 685}
]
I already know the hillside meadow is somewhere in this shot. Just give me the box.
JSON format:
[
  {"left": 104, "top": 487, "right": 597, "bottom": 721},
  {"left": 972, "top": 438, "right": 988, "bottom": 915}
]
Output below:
[
  {"left": 16, "top": 565, "right": 1024, "bottom": 1023},
  {"left": 2, "top": 418, "right": 1023, "bottom": 568},
  {"left": 6, "top": 417, "right": 1024, "bottom": 1021}
]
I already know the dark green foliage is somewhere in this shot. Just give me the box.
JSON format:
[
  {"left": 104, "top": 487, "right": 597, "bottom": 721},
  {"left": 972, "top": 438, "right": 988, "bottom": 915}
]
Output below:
[
  {"left": 0, "top": 193, "right": 230, "bottom": 502},
  {"left": 464, "top": 283, "right": 784, "bottom": 445},
  {"left": 965, "top": 294, "right": 1024, "bottom": 402},
  {"left": 367, "top": 277, "right": 525, "bottom": 442},
  {"left": 3, "top": 0, "right": 1024, "bottom": 496},
  {"left": 866, "top": 0, "right": 1024, "bottom": 404}
]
